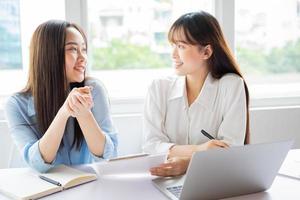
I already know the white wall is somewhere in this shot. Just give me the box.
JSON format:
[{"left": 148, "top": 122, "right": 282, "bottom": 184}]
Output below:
[
  {"left": 1, "top": 106, "right": 300, "bottom": 168},
  {"left": 114, "top": 114, "right": 143, "bottom": 156},
  {"left": 115, "top": 106, "right": 300, "bottom": 156}
]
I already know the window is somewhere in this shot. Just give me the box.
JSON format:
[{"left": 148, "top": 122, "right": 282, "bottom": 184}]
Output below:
[
  {"left": 297, "top": 0, "right": 300, "bottom": 17},
  {"left": 0, "top": 0, "right": 22, "bottom": 70},
  {"left": 0, "top": 0, "right": 65, "bottom": 111},
  {"left": 235, "top": 0, "right": 300, "bottom": 101},
  {"left": 1, "top": 0, "right": 299, "bottom": 114},
  {"left": 87, "top": 0, "right": 213, "bottom": 99}
]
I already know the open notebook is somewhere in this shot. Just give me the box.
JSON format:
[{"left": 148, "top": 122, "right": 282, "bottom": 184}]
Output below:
[{"left": 0, "top": 165, "right": 97, "bottom": 200}]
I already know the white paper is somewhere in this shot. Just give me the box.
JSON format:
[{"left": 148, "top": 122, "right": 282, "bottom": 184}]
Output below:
[
  {"left": 278, "top": 149, "right": 300, "bottom": 179},
  {"left": 92, "top": 154, "right": 166, "bottom": 176}
]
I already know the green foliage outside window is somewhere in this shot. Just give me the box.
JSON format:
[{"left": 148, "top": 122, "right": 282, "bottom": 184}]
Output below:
[
  {"left": 237, "top": 39, "right": 300, "bottom": 74},
  {"left": 92, "top": 38, "right": 300, "bottom": 74},
  {"left": 92, "top": 39, "right": 171, "bottom": 70}
]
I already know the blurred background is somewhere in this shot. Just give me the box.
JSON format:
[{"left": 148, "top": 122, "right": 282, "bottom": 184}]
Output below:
[{"left": 0, "top": 0, "right": 300, "bottom": 167}]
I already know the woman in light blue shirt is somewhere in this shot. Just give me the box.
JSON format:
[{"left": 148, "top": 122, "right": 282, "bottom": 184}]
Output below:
[{"left": 5, "top": 20, "right": 118, "bottom": 173}]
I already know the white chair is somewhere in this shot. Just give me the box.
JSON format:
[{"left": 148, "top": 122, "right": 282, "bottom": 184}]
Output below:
[
  {"left": 0, "top": 120, "right": 27, "bottom": 168},
  {"left": 0, "top": 120, "right": 13, "bottom": 168}
]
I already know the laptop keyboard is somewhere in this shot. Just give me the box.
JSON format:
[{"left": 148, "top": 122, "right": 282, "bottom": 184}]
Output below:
[{"left": 166, "top": 185, "right": 183, "bottom": 198}]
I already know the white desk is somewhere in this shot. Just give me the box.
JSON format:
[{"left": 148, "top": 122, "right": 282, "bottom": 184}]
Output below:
[{"left": 1, "top": 150, "right": 300, "bottom": 200}]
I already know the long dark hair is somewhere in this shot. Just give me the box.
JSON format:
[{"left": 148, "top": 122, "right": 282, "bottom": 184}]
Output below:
[
  {"left": 22, "top": 20, "right": 88, "bottom": 149},
  {"left": 168, "top": 11, "right": 250, "bottom": 144}
]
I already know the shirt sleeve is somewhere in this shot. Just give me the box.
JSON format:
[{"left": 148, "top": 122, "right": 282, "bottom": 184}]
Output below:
[
  {"left": 142, "top": 80, "right": 175, "bottom": 154},
  {"left": 89, "top": 80, "right": 118, "bottom": 160},
  {"left": 217, "top": 77, "right": 247, "bottom": 146},
  {"left": 5, "top": 96, "right": 56, "bottom": 173}
]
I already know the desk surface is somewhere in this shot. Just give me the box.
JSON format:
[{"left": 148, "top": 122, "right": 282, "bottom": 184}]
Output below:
[
  {"left": 47, "top": 173, "right": 300, "bottom": 200},
  {"left": 1, "top": 150, "right": 300, "bottom": 200}
]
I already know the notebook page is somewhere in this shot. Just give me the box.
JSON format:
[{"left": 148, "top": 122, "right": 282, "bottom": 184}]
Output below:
[
  {"left": 0, "top": 168, "right": 61, "bottom": 200},
  {"left": 42, "top": 165, "right": 97, "bottom": 189}
]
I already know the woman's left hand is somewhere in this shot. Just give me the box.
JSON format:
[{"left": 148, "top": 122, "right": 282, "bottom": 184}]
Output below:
[
  {"left": 68, "top": 86, "right": 94, "bottom": 117},
  {"left": 150, "top": 157, "right": 190, "bottom": 177}
]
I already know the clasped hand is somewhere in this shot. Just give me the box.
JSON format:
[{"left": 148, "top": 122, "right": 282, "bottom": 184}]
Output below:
[{"left": 63, "top": 86, "right": 94, "bottom": 118}]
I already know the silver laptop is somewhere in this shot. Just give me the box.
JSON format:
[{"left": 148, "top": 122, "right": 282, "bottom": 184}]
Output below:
[{"left": 152, "top": 140, "right": 293, "bottom": 200}]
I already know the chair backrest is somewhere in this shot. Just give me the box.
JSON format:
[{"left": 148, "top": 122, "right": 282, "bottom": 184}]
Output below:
[
  {"left": 0, "top": 120, "right": 13, "bottom": 168},
  {"left": 8, "top": 144, "right": 27, "bottom": 168},
  {"left": 0, "top": 120, "right": 27, "bottom": 168}
]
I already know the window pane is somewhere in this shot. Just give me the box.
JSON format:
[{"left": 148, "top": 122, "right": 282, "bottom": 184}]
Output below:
[
  {"left": 0, "top": 0, "right": 65, "bottom": 111},
  {"left": 20, "top": 0, "right": 65, "bottom": 72},
  {"left": 0, "top": 0, "right": 22, "bottom": 70},
  {"left": 88, "top": 0, "right": 212, "bottom": 70},
  {"left": 88, "top": 0, "right": 212, "bottom": 99},
  {"left": 235, "top": 0, "right": 300, "bottom": 98}
]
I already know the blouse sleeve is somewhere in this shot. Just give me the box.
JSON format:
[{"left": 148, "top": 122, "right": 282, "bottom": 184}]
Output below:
[
  {"left": 142, "top": 80, "right": 175, "bottom": 154},
  {"left": 217, "top": 76, "right": 247, "bottom": 146},
  {"left": 5, "top": 96, "right": 58, "bottom": 173}
]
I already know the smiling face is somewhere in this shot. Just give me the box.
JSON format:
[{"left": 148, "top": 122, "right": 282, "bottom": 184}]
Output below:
[
  {"left": 64, "top": 27, "right": 87, "bottom": 83},
  {"left": 170, "top": 28, "right": 212, "bottom": 77}
]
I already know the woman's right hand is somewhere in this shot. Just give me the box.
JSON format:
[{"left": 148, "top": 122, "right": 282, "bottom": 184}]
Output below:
[
  {"left": 168, "top": 140, "right": 230, "bottom": 159},
  {"left": 197, "top": 140, "right": 229, "bottom": 151},
  {"left": 151, "top": 140, "right": 229, "bottom": 177}
]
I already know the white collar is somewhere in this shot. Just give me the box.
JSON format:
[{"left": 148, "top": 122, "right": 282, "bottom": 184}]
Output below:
[{"left": 168, "top": 72, "right": 218, "bottom": 110}]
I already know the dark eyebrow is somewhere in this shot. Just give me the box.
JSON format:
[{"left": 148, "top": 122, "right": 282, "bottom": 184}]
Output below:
[
  {"left": 174, "top": 40, "right": 189, "bottom": 44},
  {"left": 65, "top": 42, "right": 86, "bottom": 46}
]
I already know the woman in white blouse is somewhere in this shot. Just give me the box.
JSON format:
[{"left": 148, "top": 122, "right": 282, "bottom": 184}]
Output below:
[{"left": 143, "top": 11, "right": 250, "bottom": 177}]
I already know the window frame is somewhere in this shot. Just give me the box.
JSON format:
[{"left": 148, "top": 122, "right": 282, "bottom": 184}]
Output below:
[{"left": 65, "top": 0, "right": 300, "bottom": 113}]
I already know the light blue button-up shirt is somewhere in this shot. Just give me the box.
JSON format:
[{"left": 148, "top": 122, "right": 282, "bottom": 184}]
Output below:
[{"left": 5, "top": 78, "right": 118, "bottom": 172}]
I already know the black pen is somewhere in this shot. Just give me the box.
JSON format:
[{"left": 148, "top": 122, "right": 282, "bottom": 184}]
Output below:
[
  {"left": 39, "top": 175, "right": 62, "bottom": 186},
  {"left": 201, "top": 129, "right": 215, "bottom": 140}
]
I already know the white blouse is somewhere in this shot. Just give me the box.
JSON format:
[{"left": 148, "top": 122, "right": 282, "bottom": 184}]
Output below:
[{"left": 142, "top": 72, "right": 247, "bottom": 154}]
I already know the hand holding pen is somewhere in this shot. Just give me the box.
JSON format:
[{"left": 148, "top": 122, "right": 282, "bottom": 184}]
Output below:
[
  {"left": 201, "top": 129, "right": 215, "bottom": 140},
  {"left": 200, "top": 129, "right": 229, "bottom": 150},
  {"left": 150, "top": 130, "right": 230, "bottom": 177}
]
